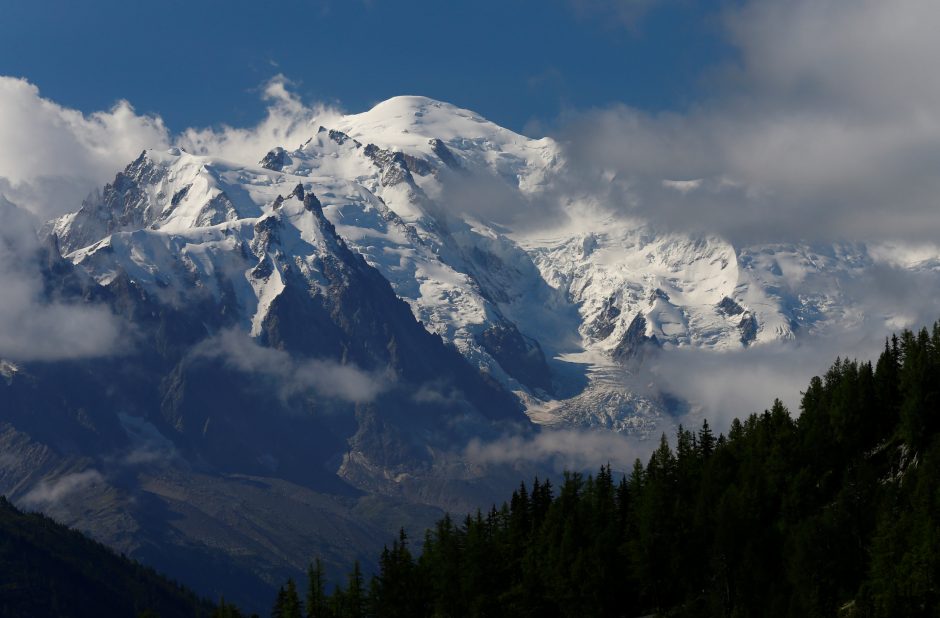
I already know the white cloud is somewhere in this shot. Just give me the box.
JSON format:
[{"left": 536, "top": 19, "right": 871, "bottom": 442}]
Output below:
[
  {"left": 21, "top": 469, "right": 105, "bottom": 506},
  {"left": 194, "top": 329, "right": 386, "bottom": 404},
  {"left": 0, "top": 76, "right": 169, "bottom": 219},
  {"left": 557, "top": 0, "right": 940, "bottom": 245},
  {"left": 0, "top": 196, "right": 124, "bottom": 361},
  {"left": 726, "top": 0, "right": 940, "bottom": 115},
  {"left": 545, "top": 0, "right": 940, "bottom": 431},
  {"left": 178, "top": 74, "right": 343, "bottom": 166},
  {"left": 0, "top": 74, "right": 341, "bottom": 220},
  {"left": 465, "top": 428, "right": 648, "bottom": 473}
]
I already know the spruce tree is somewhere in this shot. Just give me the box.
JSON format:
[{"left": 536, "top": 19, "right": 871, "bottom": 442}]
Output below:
[{"left": 305, "top": 559, "right": 326, "bottom": 618}]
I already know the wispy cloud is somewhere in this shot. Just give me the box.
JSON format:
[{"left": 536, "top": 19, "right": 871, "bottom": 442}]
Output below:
[
  {"left": 193, "top": 329, "right": 386, "bottom": 404},
  {"left": 178, "top": 74, "right": 343, "bottom": 167},
  {"left": 21, "top": 469, "right": 105, "bottom": 506},
  {"left": 116, "top": 414, "right": 180, "bottom": 467},
  {"left": 0, "top": 197, "right": 125, "bottom": 361},
  {"left": 465, "top": 428, "right": 648, "bottom": 473}
]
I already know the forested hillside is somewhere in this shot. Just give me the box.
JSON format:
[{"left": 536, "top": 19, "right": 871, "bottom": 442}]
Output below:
[
  {"left": 0, "top": 497, "right": 215, "bottom": 618},
  {"left": 271, "top": 323, "right": 940, "bottom": 617}
]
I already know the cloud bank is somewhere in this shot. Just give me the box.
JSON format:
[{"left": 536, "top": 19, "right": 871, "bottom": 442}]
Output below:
[{"left": 557, "top": 0, "right": 940, "bottom": 245}]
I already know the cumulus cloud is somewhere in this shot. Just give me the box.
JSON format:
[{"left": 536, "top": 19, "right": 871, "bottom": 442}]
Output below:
[
  {"left": 194, "top": 329, "right": 386, "bottom": 404},
  {"left": 0, "top": 197, "right": 124, "bottom": 361},
  {"left": 465, "top": 427, "right": 648, "bottom": 473},
  {"left": 178, "top": 74, "right": 343, "bottom": 166},
  {"left": 0, "top": 76, "right": 169, "bottom": 219},
  {"left": 21, "top": 469, "right": 105, "bottom": 506},
  {"left": 556, "top": 0, "right": 940, "bottom": 245}
]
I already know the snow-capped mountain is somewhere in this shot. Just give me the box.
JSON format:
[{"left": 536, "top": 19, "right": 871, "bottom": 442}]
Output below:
[{"left": 46, "top": 95, "right": 925, "bottom": 434}]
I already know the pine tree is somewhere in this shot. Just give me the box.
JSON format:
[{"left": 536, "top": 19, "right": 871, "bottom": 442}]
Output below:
[
  {"left": 272, "top": 586, "right": 288, "bottom": 618},
  {"left": 344, "top": 562, "right": 364, "bottom": 618},
  {"left": 305, "top": 559, "right": 326, "bottom": 618},
  {"left": 272, "top": 579, "right": 302, "bottom": 618},
  {"left": 212, "top": 597, "right": 244, "bottom": 618},
  {"left": 699, "top": 418, "right": 715, "bottom": 458},
  {"left": 368, "top": 530, "right": 418, "bottom": 618}
]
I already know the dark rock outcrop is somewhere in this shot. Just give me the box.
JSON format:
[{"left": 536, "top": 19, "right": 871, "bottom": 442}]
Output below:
[
  {"left": 588, "top": 296, "right": 621, "bottom": 340},
  {"left": 363, "top": 143, "right": 433, "bottom": 186},
  {"left": 476, "top": 322, "right": 553, "bottom": 393},
  {"left": 739, "top": 313, "right": 758, "bottom": 346},
  {"left": 613, "top": 314, "right": 661, "bottom": 363},
  {"left": 260, "top": 146, "right": 289, "bottom": 171},
  {"left": 717, "top": 296, "right": 745, "bottom": 316},
  {"left": 429, "top": 138, "right": 461, "bottom": 169}
]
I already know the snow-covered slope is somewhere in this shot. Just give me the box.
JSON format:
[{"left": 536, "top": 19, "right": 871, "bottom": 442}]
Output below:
[{"left": 48, "top": 95, "right": 931, "bottom": 433}]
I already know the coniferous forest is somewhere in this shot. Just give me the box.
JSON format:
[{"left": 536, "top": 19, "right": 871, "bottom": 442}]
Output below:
[
  {"left": 0, "top": 496, "right": 213, "bottom": 618},
  {"left": 263, "top": 323, "right": 940, "bottom": 618},
  {"left": 3, "top": 323, "right": 939, "bottom": 617}
]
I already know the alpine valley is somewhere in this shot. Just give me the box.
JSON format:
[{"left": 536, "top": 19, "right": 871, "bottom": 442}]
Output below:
[{"left": 1, "top": 96, "right": 933, "bottom": 610}]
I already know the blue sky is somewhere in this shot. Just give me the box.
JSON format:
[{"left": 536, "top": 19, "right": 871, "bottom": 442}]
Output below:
[{"left": 0, "top": 0, "right": 730, "bottom": 133}]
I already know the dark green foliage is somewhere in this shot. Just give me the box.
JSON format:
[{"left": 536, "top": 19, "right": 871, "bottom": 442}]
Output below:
[
  {"left": 277, "top": 322, "right": 940, "bottom": 617},
  {"left": 369, "top": 529, "right": 421, "bottom": 617},
  {"left": 212, "top": 597, "right": 248, "bottom": 618},
  {"left": 272, "top": 579, "right": 303, "bottom": 618},
  {"left": 0, "top": 496, "right": 216, "bottom": 618},
  {"left": 306, "top": 558, "right": 327, "bottom": 618}
]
